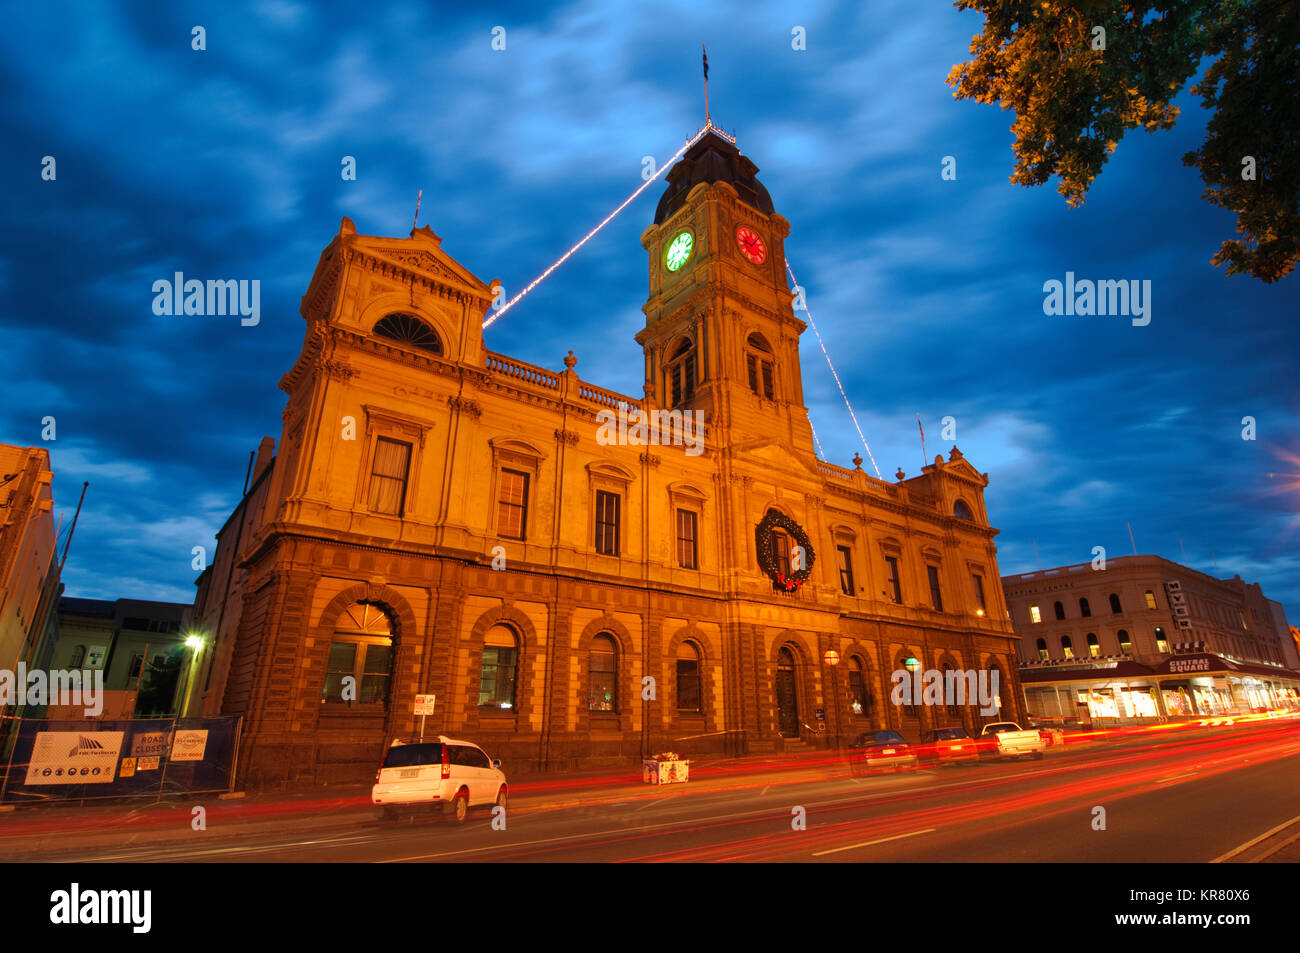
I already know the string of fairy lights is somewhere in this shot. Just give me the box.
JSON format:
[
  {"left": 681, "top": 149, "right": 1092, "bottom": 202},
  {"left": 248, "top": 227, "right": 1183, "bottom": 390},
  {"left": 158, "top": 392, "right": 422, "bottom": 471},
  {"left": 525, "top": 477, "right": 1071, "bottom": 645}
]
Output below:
[{"left": 480, "top": 120, "right": 880, "bottom": 476}]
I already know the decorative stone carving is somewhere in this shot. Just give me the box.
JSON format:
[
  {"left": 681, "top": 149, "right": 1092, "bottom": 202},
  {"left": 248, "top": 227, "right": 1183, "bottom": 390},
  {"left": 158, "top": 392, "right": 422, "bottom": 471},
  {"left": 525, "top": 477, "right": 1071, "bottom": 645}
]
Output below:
[
  {"left": 321, "top": 360, "right": 356, "bottom": 382},
  {"left": 448, "top": 395, "right": 483, "bottom": 418}
]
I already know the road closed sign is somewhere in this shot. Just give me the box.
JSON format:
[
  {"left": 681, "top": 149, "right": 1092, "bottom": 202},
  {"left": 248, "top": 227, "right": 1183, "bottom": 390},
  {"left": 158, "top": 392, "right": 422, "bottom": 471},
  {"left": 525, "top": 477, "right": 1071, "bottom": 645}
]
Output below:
[
  {"left": 169, "top": 729, "right": 209, "bottom": 762},
  {"left": 414, "top": 694, "right": 436, "bottom": 715}
]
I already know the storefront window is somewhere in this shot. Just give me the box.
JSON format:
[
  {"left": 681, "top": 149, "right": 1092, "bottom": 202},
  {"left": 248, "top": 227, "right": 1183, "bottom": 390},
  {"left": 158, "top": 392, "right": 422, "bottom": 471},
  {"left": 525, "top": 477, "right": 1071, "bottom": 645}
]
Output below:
[{"left": 1163, "top": 686, "right": 1195, "bottom": 717}]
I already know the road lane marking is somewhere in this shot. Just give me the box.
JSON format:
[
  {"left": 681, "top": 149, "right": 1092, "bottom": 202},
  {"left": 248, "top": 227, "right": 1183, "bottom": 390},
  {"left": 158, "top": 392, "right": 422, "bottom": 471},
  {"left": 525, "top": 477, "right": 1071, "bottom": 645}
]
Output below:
[
  {"left": 812, "top": 828, "right": 935, "bottom": 857},
  {"left": 1212, "top": 813, "right": 1300, "bottom": 863},
  {"left": 1255, "top": 831, "right": 1300, "bottom": 862},
  {"left": 1156, "top": 772, "right": 1199, "bottom": 784}
]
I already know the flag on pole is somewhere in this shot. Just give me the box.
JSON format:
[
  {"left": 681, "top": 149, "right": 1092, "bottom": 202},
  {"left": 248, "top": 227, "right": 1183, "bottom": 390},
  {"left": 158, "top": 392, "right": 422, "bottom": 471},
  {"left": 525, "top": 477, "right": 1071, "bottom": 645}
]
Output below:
[
  {"left": 703, "top": 45, "right": 709, "bottom": 81},
  {"left": 917, "top": 413, "right": 926, "bottom": 463}
]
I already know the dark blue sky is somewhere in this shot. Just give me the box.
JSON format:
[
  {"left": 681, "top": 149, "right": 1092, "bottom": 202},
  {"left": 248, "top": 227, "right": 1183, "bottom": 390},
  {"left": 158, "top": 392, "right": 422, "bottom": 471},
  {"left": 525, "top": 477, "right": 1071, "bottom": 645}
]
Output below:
[{"left": 3, "top": 1, "right": 1298, "bottom": 619}]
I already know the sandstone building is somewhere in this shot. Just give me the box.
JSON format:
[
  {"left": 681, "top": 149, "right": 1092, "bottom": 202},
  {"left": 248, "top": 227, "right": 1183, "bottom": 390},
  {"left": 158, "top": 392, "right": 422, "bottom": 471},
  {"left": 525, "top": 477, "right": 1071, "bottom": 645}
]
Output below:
[
  {"left": 1004, "top": 555, "right": 1300, "bottom": 722},
  {"left": 193, "top": 129, "right": 1024, "bottom": 788}
]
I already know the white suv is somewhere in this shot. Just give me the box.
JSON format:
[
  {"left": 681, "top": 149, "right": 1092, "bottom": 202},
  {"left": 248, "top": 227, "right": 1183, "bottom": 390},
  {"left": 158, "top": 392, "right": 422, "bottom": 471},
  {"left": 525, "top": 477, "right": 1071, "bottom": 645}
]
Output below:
[{"left": 372, "top": 736, "right": 508, "bottom": 823}]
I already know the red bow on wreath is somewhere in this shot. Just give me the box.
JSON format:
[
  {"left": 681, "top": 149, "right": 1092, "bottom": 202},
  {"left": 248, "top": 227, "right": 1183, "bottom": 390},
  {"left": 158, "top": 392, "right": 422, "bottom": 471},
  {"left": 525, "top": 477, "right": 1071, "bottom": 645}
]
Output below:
[{"left": 775, "top": 572, "right": 804, "bottom": 592}]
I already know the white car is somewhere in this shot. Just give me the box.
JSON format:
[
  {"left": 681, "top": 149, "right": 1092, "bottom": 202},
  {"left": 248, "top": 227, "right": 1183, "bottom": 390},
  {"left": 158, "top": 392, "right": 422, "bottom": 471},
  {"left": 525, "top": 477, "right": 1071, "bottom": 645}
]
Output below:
[{"left": 372, "top": 736, "right": 508, "bottom": 823}]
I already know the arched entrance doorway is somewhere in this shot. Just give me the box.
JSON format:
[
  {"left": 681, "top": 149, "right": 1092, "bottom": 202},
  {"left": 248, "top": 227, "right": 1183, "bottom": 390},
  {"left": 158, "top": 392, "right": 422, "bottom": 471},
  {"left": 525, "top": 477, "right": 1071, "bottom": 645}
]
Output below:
[{"left": 775, "top": 646, "right": 799, "bottom": 738}]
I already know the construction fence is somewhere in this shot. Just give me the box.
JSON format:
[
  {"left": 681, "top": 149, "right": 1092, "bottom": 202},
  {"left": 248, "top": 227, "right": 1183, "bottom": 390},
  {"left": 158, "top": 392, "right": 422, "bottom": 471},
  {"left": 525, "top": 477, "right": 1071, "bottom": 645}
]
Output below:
[{"left": 0, "top": 715, "right": 241, "bottom": 803}]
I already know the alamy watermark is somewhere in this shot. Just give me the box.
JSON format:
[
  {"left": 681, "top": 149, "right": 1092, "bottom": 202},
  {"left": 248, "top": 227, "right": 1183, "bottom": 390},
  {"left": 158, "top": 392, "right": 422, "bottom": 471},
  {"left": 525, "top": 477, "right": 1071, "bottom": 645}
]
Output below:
[
  {"left": 1042, "top": 272, "right": 1151, "bottom": 326},
  {"left": 152, "top": 272, "right": 260, "bottom": 326},
  {"left": 50, "top": 883, "right": 151, "bottom": 933},
  {"left": 595, "top": 406, "right": 705, "bottom": 456},
  {"left": 890, "top": 666, "right": 1000, "bottom": 716},
  {"left": 0, "top": 665, "right": 104, "bottom": 716}
]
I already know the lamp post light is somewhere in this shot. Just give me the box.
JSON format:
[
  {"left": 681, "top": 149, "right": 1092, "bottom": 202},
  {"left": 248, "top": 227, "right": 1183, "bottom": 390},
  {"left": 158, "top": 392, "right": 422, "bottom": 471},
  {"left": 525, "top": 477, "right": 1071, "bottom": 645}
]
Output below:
[
  {"left": 823, "top": 649, "right": 841, "bottom": 750},
  {"left": 179, "top": 633, "right": 205, "bottom": 719},
  {"left": 904, "top": 655, "right": 921, "bottom": 738}
]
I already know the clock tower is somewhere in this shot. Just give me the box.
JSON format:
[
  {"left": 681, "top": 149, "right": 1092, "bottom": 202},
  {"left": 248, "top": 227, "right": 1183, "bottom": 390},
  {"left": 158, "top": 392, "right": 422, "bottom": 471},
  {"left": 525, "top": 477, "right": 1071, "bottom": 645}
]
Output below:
[{"left": 636, "top": 128, "right": 816, "bottom": 458}]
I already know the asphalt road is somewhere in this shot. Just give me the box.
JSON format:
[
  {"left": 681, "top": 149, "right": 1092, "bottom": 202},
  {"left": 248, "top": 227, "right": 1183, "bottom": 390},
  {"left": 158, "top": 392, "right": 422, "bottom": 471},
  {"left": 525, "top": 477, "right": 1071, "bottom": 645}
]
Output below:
[{"left": 3, "top": 719, "right": 1297, "bottom": 862}]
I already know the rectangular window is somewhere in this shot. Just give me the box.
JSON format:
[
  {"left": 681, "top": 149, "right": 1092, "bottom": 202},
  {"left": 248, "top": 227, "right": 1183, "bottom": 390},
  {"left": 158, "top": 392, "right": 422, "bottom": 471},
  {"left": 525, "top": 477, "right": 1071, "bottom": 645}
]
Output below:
[
  {"left": 595, "top": 490, "right": 620, "bottom": 556},
  {"left": 478, "top": 646, "right": 519, "bottom": 708},
  {"left": 747, "top": 354, "right": 759, "bottom": 393},
  {"left": 360, "top": 642, "right": 392, "bottom": 704},
  {"left": 1030, "top": 605, "right": 1042, "bottom": 624},
  {"left": 761, "top": 361, "right": 774, "bottom": 400},
  {"left": 322, "top": 642, "right": 357, "bottom": 703},
  {"left": 589, "top": 644, "right": 616, "bottom": 712},
  {"left": 676, "top": 508, "right": 698, "bottom": 569},
  {"left": 322, "top": 640, "right": 391, "bottom": 705},
  {"left": 848, "top": 669, "right": 867, "bottom": 715},
  {"left": 676, "top": 659, "right": 701, "bottom": 711},
  {"left": 1144, "top": 590, "right": 1158, "bottom": 610},
  {"left": 497, "top": 469, "right": 529, "bottom": 540},
  {"left": 972, "top": 574, "right": 986, "bottom": 613},
  {"left": 773, "top": 531, "right": 791, "bottom": 577},
  {"left": 837, "top": 545, "right": 855, "bottom": 595},
  {"left": 927, "top": 565, "right": 943, "bottom": 612},
  {"left": 885, "top": 556, "right": 902, "bottom": 603},
  {"left": 367, "top": 437, "right": 412, "bottom": 516}
]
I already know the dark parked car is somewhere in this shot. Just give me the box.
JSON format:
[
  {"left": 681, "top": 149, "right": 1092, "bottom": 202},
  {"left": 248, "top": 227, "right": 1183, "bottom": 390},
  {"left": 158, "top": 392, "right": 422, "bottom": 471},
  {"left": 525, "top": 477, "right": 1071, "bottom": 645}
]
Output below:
[
  {"left": 847, "top": 730, "right": 918, "bottom": 773},
  {"left": 918, "top": 726, "right": 979, "bottom": 765}
]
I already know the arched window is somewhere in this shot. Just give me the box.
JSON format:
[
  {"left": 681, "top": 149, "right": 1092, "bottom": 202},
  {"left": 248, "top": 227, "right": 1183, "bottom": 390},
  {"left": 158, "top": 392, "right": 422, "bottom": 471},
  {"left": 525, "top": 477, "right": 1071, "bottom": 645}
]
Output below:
[
  {"left": 1154, "top": 627, "right": 1169, "bottom": 654},
  {"left": 676, "top": 641, "right": 702, "bottom": 711},
  {"left": 953, "top": 499, "right": 975, "bottom": 520},
  {"left": 940, "top": 661, "right": 961, "bottom": 717},
  {"left": 1037, "top": 638, "right": 1049, "bottom": 661},
  {"left": 1079, "top": 597, "right": 1091, "bottom": 617},
  {"left": 1087, "top": 632, "right": 1099, "bottom": 657},
  {"left": 588, "top": 634, "right": 617, "bottom": 712},
  {"left": 745, "top": 332, "right": 775, "bottom": 400},
  {"left": 1109, "top": 593, "right": 1123, "bottom": 614},
  {"left": 1117, "top": 629, "right": 1132, "bottom": 655},
  {"left": 1054, "top": 601, "right": 1066, "bottom": 621},
  {"left": 374, "top": 313, "right": 442, "bottom": 354},
  {"left": 848, "top": 656, "right": 870, "bottom": 716},
  {"left": 69, "top": 645, "right": 86, "bottom": 668},
  {"left": 479, "top": 625, "right": 518, "bottom": 709},
  {"left": 1061, "top": 635, "right": 1074, "bottom": 659},
  {"left": 323, "top": 602, "right": 394, "bottom": 706},
  {"left": 666, "top": 338, "right": 696, "bottom": 408}
]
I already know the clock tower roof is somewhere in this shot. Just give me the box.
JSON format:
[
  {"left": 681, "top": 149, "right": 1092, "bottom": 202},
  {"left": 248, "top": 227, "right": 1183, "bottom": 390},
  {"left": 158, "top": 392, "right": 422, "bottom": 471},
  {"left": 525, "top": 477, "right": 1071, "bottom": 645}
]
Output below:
[{"left": 653, "top": 129, "right": 775, "bottom": 224}]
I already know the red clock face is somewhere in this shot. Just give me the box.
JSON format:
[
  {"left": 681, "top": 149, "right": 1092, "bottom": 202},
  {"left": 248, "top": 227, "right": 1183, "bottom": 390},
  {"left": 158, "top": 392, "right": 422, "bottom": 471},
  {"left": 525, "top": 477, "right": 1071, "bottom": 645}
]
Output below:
[{"left": 736, "top": 226, "right": 767, "bottom": 264}]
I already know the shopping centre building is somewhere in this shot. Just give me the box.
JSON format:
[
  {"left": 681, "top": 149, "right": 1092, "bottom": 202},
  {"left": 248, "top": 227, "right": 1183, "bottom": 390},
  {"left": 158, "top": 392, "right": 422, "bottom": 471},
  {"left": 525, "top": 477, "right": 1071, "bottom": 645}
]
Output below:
[{"left": 1002, "top": 555, "right": 1300, "bottom": 725}]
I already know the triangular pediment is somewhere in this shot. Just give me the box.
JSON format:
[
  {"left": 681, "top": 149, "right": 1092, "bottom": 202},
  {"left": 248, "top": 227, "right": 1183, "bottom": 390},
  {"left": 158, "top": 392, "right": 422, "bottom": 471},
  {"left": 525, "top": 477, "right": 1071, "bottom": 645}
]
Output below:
[
  {"left": 352, "top": 231, "right": 493, "bottom": 300},
  {"left": 941, "top": 456, "right": 986, "bottom": 484},
  {"left": 735, "top": 439, "right": 817, "bottom": 478}
]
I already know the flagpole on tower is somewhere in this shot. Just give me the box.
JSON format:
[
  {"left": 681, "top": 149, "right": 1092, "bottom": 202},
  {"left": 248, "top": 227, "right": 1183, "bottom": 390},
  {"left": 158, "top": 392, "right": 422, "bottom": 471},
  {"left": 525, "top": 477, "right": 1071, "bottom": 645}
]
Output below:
[{"left": 702, "top": 44, "right": 710, "bottom": 127}]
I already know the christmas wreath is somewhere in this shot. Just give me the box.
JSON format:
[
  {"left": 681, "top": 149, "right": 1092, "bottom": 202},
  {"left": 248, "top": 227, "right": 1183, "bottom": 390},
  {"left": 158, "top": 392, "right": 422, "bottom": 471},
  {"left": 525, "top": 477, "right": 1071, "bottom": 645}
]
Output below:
[{"left": 755, "top": 509, "right": 815, "bottom": 592}]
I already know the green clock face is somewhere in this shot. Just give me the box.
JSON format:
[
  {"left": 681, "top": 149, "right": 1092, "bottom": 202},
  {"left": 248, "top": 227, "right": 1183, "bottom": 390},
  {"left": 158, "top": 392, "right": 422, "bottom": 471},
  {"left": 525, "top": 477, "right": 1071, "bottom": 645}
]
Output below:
[{"left": 665, "top": 231, "right": 694, "bottom": 272}]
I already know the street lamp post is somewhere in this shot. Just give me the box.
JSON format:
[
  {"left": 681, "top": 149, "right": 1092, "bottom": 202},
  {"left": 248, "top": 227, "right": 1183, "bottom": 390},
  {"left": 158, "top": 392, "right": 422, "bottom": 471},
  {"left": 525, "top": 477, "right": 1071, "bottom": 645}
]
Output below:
[
  {"left": 180, "top": 634, "right": 204, "bottom": 719},
  {"left": 823, "top": 649, "right": 841, "bottom": 750},
  {"left": 904, "top": 655, "right": 921, "bottom": 739}
]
